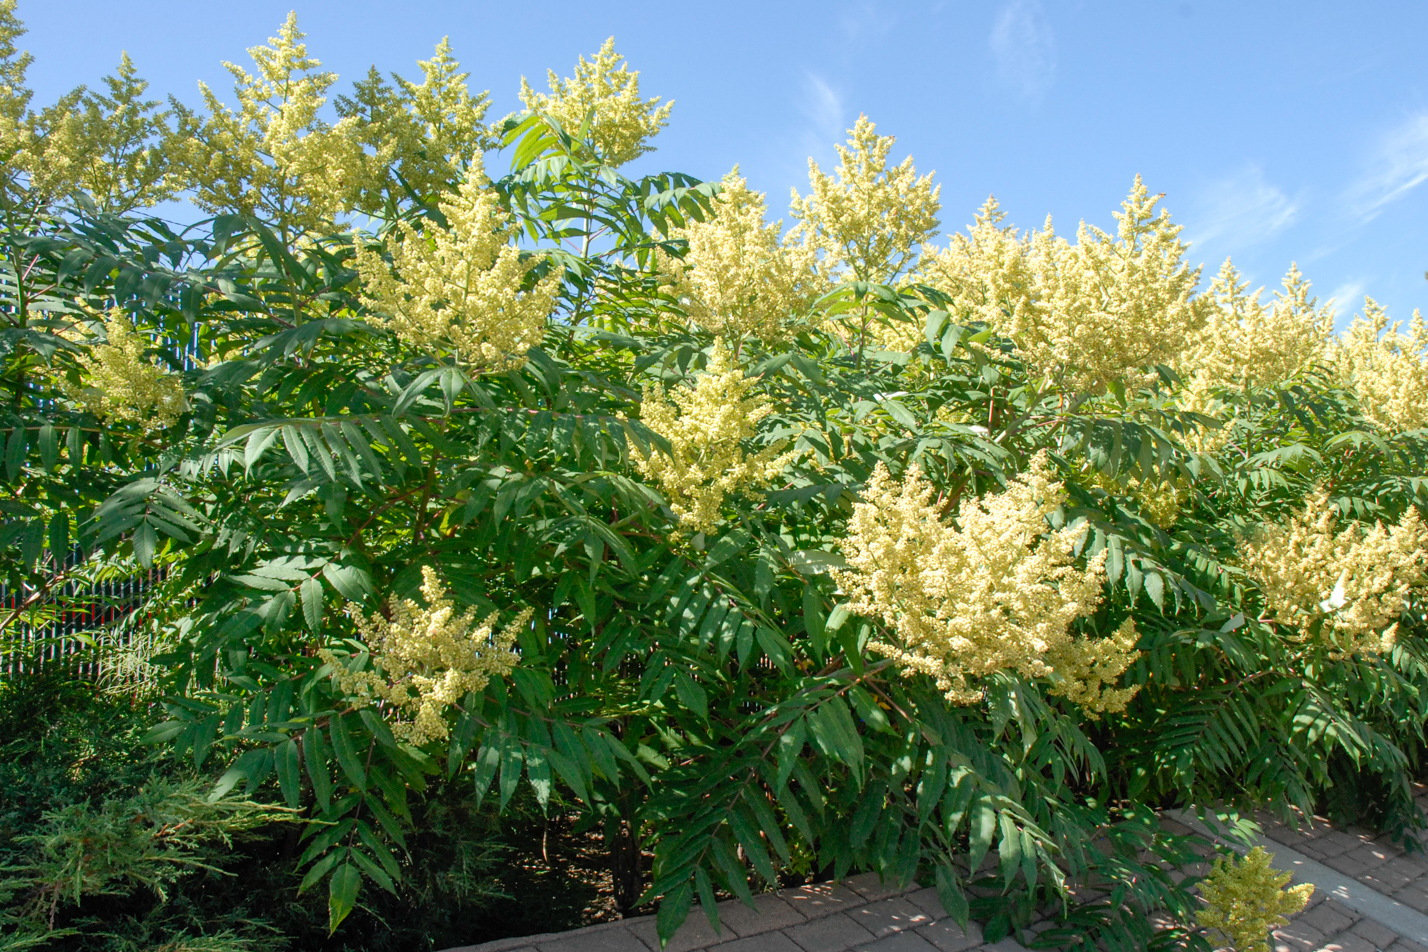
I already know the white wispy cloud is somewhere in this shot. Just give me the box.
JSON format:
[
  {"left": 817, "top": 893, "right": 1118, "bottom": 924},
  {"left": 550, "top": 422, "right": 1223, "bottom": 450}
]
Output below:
[
  {"left": 764, "top": 72, "right": 849, "bottom": 196},
  {"left": 1184, "top": 164, "right": 1300, "bottom": 252},
  {"left": 1344, "top": 112, "right": 1428, "bottom": 223},
  {"left": 1326, "top": 280, "right": 1369, "bottom": 321},
  {"left": 836, "top": 1, "right": 896, "bottom": 45},
  {"left": 798, "top": 72, "right": 847, "bottom": 156},
  {"left": 989, "top": 0, "right": 1056, "bottom": 102}
]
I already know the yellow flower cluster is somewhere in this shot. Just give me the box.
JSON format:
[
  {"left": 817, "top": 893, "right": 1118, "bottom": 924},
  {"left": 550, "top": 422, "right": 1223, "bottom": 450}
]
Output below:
[
  {"left": 1240, "top": 489, "right": 1428, "bottom": 657},
  {"left": 790, "top": 115, "right": 940, "bottom": 284},
  {"left": 667, "top": 169, "right": 821, "bottom": 341},
  {"left": 630, "top": 344, "right": 796, "bottom": 533},
  {"left": 1087, "top": 468, "right": 1188, "bottom": 527},
  {"left": 908, "top": 197, "right": 1034, "bottom": 351},
  {"left": 355, "top": 156, "right": 560, "bottom": 370},
  {"left": 188, "top": 13, "right": 362, "bottom": 235},
  {"left": 1031, "top": 177, "right": 1205, "bottom": 391},
  {"left": 1044, "top": 617, "right": 1141, "bottom": 715},
  {"left": 323, "top": 568, "right": 526, "bottom": 746},
  {"left": 1332, "top": 299, "right": 1428, "bottom": 433},
  {"left": 22, "top": 52, "right": 180, "bottom": 213},
  {"left": 834, "top": 453, "right": 1139, "bottom": 711},
  {"left": 1197, "top": 847, "right": 1313, "bottom": 952},
  {"left": 1181, "top": 261, "right": 1331, "bottom": 391},
  {"left": 0, "top": 0, "right": 33, "bottom": 183},
  {"left": 918, "top": 178, "right": 1204, "bottom": 392},
  {"left": 336, "top": 38, "right": 495, "bottom": 216},
  {"left": 519, "top": 38, "right": 672, "bottom": 168},
  {"left": 64, "top": 310, "right": 185, "bottom": 430},
  {"left": 1, "top": 9, "right": 495, "bottom": 219}
]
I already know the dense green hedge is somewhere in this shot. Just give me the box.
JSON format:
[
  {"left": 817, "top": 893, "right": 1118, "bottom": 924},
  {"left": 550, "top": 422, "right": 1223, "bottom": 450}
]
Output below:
[{"left": 2, "top": 6, "right": 1427, "bottom": 950}]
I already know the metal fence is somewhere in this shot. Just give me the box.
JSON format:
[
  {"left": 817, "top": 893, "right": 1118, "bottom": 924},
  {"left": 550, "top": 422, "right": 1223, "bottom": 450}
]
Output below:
[{"left": 0, "top": 567, "right": 163, "bottom": 682}]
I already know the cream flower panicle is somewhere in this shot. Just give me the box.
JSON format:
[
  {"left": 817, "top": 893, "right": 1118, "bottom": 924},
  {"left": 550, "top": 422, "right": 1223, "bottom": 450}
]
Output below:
[
  {"left": 355, "top": 154, "right": 559, "bottom": 370},
  {"left": 905, "top": 196, "right": 1035, "bottom": 351},
  {"left": 1332, "top": 298, "right": 1428, "bottom": 433},
  {"left": 666, "top": 168, "right": 821, "bottom": 342},
  {"left": 1172, "top": 262, "right": 1332, "bottom": 457},
  {"left": 789, "top": 115, "right": 940, "bottom": 284},
  {"left": 1240, "top": 489, "right": 1428, "bottom": 657},
  {"left": 629, "top": 343, "right": 797, "bottom": 533},
  {"left": 187, "top": 13, "right": 365, "bottom": 235},
  {"left": 1181, "top": 260, "right": 1331, "bottom": 391},
  {"left": 834, "top": 452, "right": 1140, "bottom": 712},
  {"left": 23, "top": 52, "right": 181, "bottom": 213},
  {"left": 0, "top": 0, "right": 33, "bottom": 191},
  {"left": 63, "top": 309, "right": 186, "bottom": 430},
  {"left": 518, "top": 37, "right": 672, "bottom": 167},
  {"left": 321, "top": 567, "right": 526, "bottom": 746},
  {"left": 334, "top": 37, "right": 495, "bottom": 216},
  {"left": 1028, "top": 176, "right": 1205, "bottom": 391},
  {"left": 916, "top": 178, "right": 1203, "bottom": 392}
]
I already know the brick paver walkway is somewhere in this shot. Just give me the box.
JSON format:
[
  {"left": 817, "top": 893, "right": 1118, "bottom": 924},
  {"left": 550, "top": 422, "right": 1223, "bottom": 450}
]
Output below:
[
  {"left": 1252, "top": 785, "right": 1428, "bottom": 951},
  {"left": 1259, "top": 786, "right": 1428, "bottom": 918},
  {"left": 445, "top": 874, "right": 1016, "bottom": 952},
  {"left": 443, "top": 794, "right": 1428, "bottom": 952}
]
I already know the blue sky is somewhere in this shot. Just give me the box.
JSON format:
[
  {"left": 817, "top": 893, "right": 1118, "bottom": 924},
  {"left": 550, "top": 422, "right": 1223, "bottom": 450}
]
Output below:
[{"left": 16, "top": 1, "right": 1428, "bottom": 329}]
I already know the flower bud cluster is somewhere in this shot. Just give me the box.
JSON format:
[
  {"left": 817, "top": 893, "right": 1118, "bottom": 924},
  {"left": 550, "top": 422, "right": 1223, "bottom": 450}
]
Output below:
[
  {"left": 630, "top": 344, "right": 796, "bottom": 533},
  {"left": 1240, "top": 489, "right": 1428, "bottom": 657},
  {"left": 834, "top": 452, "right": 1139, "bottom": 711},
  {"left": 518, "top": 37, "right": 671, "bottom": 168},
  {"left": 1332, "top": 300, "right": 1428, "bottom": 433},
  {"left": 355, "top": 156, "right": 559, "bottom": 370},
  {"left": 63, "top": 310, "right": 185, "bottom": 430},
  {"left": 667, "top": 169, "right": 820, "bottom": 342},
  {"left": 789, "top": 115, "right": 940, "bottom": 284},
  {"left": 322, "top": 568, "right": 525, "bottom": 746}
]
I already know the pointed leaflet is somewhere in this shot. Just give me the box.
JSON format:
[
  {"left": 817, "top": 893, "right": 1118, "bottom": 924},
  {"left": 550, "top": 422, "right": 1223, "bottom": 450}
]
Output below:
[
  {"left": 300, "top": 576, "right": 323, "bottom": 632},
  {"left": 327, "top": 861, "right": 361, "bottom": 933}
]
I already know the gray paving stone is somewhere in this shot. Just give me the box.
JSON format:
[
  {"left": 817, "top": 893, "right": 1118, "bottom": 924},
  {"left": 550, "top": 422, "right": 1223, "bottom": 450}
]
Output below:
[
  {"left": 849, "top": 897, "right": 934, "bottom": 939},
  {"left": 784, "top": 883, "right": 865, "bottom": 919},
  {"left": 852, "top": 931, "right": 940, "bottom": 951},
  {"left": 1298, "top": 898, "right": 1356, "bottom": 935},
  {"left": 710, "top": 932, "right": 806, "bottom": 952},
  {"left": 901, "top": 887, "right": 947, "bottom": 920},
  {"left": 1271, "top": 918, "right": 1328, "bottom": 950},
  {"left": 1353, "top": 917, "right": 1408, "bottom": 948},
  {"left": 1370, "top": 869, "right": 1419, "bottom": 893},
  {"left": 536, "top": 923, "right": 651, "bottom": 952},
  {"left": 785, "top": 912, "right": 878, "bottom": 951},
  {"left": 1325, "top": 933, "right": 1386, "bottom": 952},
  {"left": 844, "top": 872, "right": 916, "bottom": 902},
  {"left": 627, "top": 910, "right": 725, "bottom": 952},
  {"left": 716, "top": 894, "right": 808, "bottom": 937},
  {"left": 454, "top": 919, "right": 654, "bottom": 952},
  {"left": 912, "top": 919, "right": 984, "bottom": 952},
  {"left": 1396, "top": 886, "right": 1428, "bottom": 914},
  {"left": 445, "top": 935, "right": 537, "bottom": 952},
  {"left": 1316, "top": 831, "right": 1364, "bottom": 858}
]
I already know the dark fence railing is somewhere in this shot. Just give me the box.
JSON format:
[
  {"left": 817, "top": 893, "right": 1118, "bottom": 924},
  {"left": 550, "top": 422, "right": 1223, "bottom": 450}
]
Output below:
[{"left": 0, "top": 566, "right": 164, "bottom": 682}]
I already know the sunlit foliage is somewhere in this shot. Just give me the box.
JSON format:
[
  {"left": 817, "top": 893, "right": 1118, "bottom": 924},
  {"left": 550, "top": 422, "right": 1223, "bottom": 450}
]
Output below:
[{"left": 2, "top": 8, "right": 1426, "bottom": 952}]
